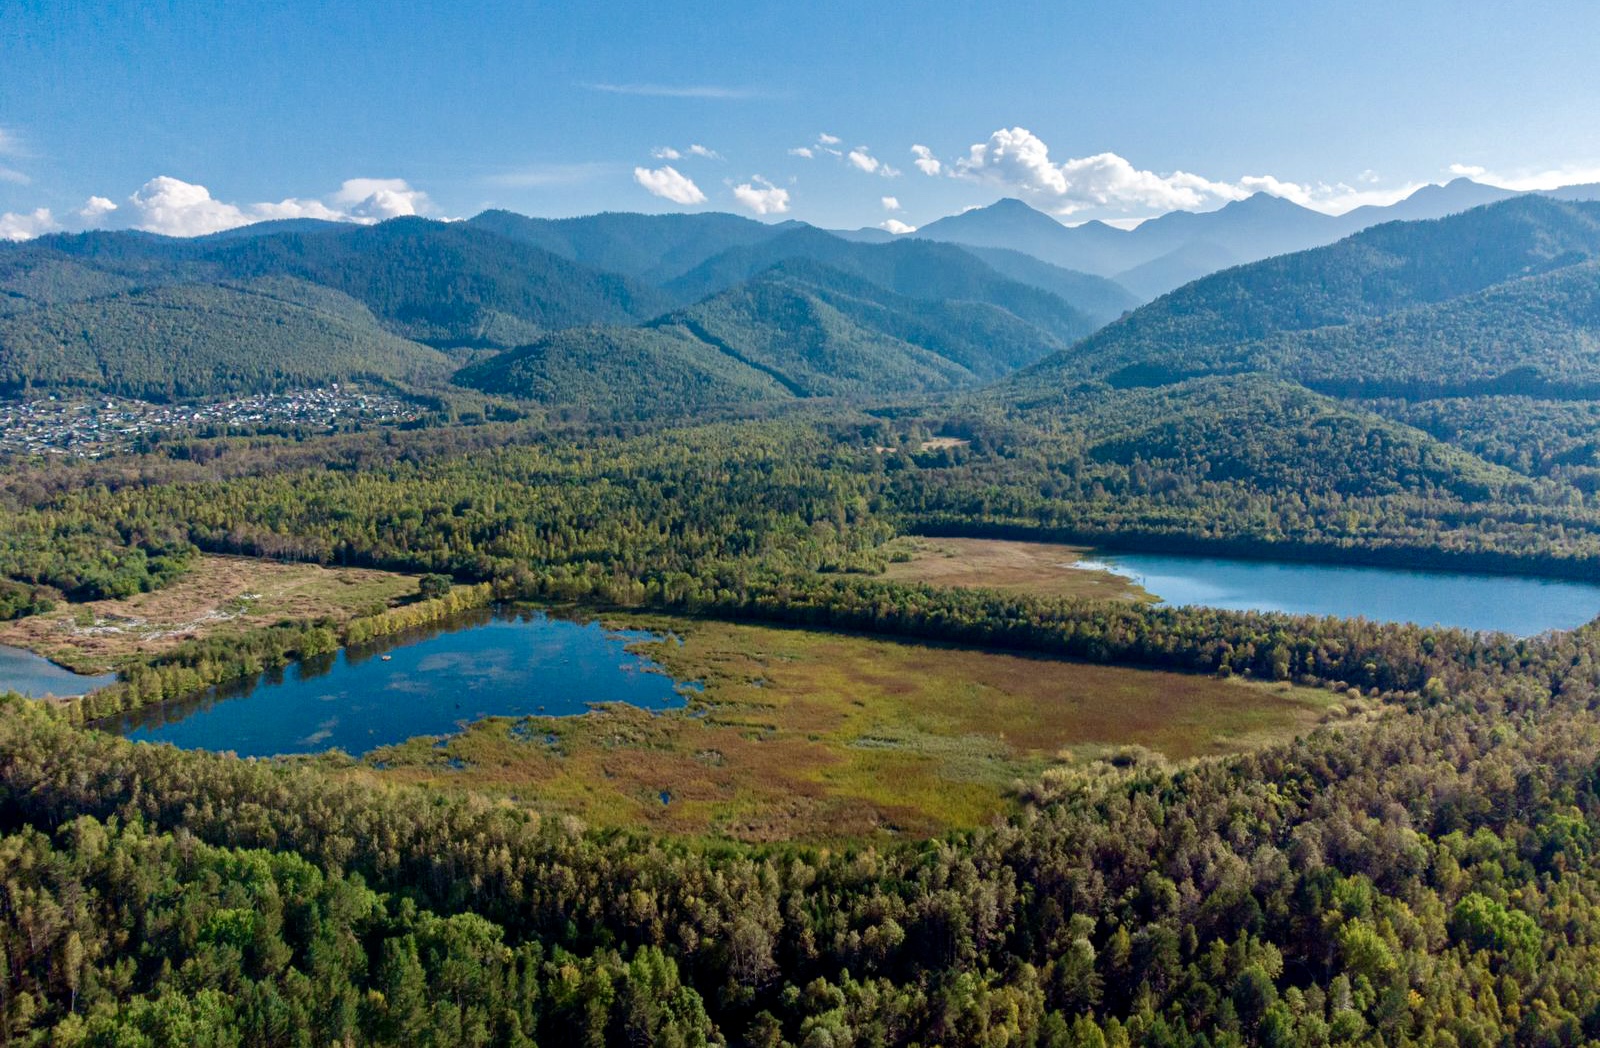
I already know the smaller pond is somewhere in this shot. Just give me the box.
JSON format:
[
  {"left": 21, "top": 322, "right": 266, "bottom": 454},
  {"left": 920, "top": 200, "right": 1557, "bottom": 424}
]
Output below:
[
  {"left": 1078, "top": 551, "right": 1600, "bottom": 635},
  {"left": 104, "top": 608, "right": 693, "bottom": 758},
  {"left": 0, "top": 644, "right": 116, "bottom": 698}
]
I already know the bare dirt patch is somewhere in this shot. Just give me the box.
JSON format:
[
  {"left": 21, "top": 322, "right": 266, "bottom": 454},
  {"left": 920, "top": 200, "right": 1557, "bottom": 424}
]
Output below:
[{"left": 0, "top": 556, "right": 418, "bottom": 672}]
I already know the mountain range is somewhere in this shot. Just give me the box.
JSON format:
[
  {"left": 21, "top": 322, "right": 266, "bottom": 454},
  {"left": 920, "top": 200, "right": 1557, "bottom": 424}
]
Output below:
[{"left": 902, "top": 178, "right": 1600, "bottom": 297}]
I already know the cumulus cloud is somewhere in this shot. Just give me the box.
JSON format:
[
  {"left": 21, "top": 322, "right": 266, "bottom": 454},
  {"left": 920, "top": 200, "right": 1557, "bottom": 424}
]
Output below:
[
  {"left": 653, "top": 146, "right": 682, "bottom": 160},
  {"left": 633, "top": 165, "right": 707, "bottom": 205},
  {"left": 77, "top": 196, "right": 117, "bottom": 223},
  {"left": 686, "top": 144, "right": 721, "bottom": 160},
  {"left": 948, "top": 125, "right": 1431, "bottom": 216},
  {"left": 954, "top": 127, "right": 1249, "bottom": 214},
  {"left": 1448, "top": 161, "right": 1600, "bottom": 191},
  {"left": 911, "top": 144, "right": 942, "bottom": 177},
  {"left": 126, "top": 176, "right": 250, "bottom": 235},
  {"left": 817, "top": 133, "right": 841, "bottom": 146},
  {"left": 0, "top": 208, "right": 59, "bottom": 241},
  {"left": 879, "top": 218, "right": 916, "bottom": 234},
  {"left": 330, "top": 178, "right": 434, "bottom": 220},
  {"left": 881, "top": 196, "right": 901, "bottom": 211},
  {"left": 788, "top": 147, "right": 814, "bottom": 159},
  {"left": 732, "top": 176, "right": 790, "bottom": 215},
  {"left": 111, "top": 175, "right": 437, "bottom": 237}
]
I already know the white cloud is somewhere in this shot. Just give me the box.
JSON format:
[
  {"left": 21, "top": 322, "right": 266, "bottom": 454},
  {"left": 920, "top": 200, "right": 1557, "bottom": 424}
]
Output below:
[
  {"left": 330, "top": 178, "right": 434, "bottom": 220},
  {"left": 125, "top": 176, "right": 250, "bottom": 236},
  {"left": 847, "top": 148, "right": 899, "bottom": 178},
  {"left": 0, "top": 166, "right": 28, "bottom": 185},
  {"left": 0, "top": 208, "right": 58, "bottom": 241},
  {"left": 77, "top": 196, "right": 117, "bottom": 223},
  {"left": 653, "top": 144, "right": 721, "bottom": 162},
  {"left": 0, "top": 175, "right": 441, "bottom": 241},
  {"left": 911, "top": 144, "right": 942, "bottom": 177},
  {"left": 1448, "top": 161, "right": 1600, "bottom": 191},
  {"left": 950, "top": 125, "right": 1431, "bottom": 217},
  {"left": 1236, "top": 174, "right": 1423, "bottom": 214},
  {"left": 818, "top": 133, "right": 841, "bottom": 146},
  {"left": 955, "top": 127, "right": 1249, "bottom": 214},
  {"left": 879, "top": 219, "right": 916, "bottom": 234},
  {"left": 881, "top": 196, "right": 901, "bottom": 211},
  {"left": 732, "top": 176, "right": 790, "bottom": 215},
  {"left": 789, "top": 147, "right": 814, "bottom": 159},
  {"left": 633, "top": 165, "right": 707, "bottom": 205}
]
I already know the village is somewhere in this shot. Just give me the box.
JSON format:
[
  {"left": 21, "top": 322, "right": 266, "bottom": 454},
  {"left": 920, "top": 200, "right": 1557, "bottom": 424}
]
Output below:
[{"left": 0, "top": 384, "right": 420, "bottom": 457}]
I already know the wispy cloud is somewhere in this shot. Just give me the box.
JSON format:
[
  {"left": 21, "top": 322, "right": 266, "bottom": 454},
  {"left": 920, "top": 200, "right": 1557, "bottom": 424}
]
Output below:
[
  {"left": 0, "top": 127, "right": 32, "bottom": 158},
  {"left": 1450, "top": 162, "right": 1600, "bottom": 191},
  {"left": 483, "top": 162, "right": 622, "bottom": 188},
  {"left": 579, "top": 81, "right": 776, "bottom": 100}
]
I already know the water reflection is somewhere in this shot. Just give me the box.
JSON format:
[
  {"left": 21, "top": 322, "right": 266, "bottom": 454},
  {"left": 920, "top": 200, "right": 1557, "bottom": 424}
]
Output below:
[{"left": 104, "top": 607, "right": 692, "bottom": 757}]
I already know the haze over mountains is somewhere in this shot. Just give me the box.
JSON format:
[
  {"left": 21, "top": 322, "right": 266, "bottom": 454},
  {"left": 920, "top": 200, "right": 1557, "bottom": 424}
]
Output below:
[{"left": 905, "top": 178, "right": 1600, "bottom": 297}]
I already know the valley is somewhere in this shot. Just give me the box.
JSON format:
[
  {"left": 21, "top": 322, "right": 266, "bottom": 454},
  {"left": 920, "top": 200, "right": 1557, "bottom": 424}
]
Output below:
[{"left": 6, "top": 186, "right": 1600, "bottom": 1044}]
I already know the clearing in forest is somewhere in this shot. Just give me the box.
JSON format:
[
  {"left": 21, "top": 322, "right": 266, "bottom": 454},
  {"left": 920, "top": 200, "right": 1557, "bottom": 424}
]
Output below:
[
  {"left": 0, "top": 555, "right": 419, "bottom": 673},
  {"left": 362, "top": 616, "right": 1346, "bottom": 841},
  {"left": 877, "top": 535, "right": 1155, "bottom": 602}
]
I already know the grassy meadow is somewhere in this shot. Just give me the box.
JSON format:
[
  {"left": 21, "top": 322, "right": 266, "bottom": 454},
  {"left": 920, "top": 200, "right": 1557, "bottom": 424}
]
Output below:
[{"left": 360, "top": 615, "right": 1346, "bottom": 841}]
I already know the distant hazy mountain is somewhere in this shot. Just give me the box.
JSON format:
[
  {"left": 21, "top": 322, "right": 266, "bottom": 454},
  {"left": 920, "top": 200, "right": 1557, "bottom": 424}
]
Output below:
[
  {"left": 466, "top": 209, "right": 796, "bottom": 283},
  {"left": 662, "top": 227, "right": 1100, "bottom": 342},
  {"left": 1010, "top": 196, "right": 1600, "bottom": 395},
  {"left": 915, "top": 179, "right": 1600, "bottom": 298}
]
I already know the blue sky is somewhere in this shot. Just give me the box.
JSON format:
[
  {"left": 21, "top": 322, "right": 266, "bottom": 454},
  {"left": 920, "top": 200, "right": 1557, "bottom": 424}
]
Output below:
[{"left": 3, "top": 0, "right": 1599, "bottom": 239}]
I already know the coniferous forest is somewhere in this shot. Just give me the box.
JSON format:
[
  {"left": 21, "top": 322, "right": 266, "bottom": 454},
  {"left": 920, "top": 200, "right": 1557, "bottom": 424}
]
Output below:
[{"left": 5, "top": 180, "right": 1600, "bottom": 1048}]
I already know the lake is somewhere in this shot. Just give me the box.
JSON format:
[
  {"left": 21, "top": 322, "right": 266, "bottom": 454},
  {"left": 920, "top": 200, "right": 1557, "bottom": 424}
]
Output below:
[
  {"left": 104, "top": 608, "right": 693, "bottom": 757},
  {"left": 0, "top": 644, "right": 117, "bottom": 698},
  {"left": 1079, "top": 551, "right": 1600, "bottom": 635}
]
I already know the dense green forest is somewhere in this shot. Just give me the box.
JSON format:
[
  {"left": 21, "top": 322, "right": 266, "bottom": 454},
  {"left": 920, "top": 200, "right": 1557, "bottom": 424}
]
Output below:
[
  {"left": 7, "top": 194, "right": 1600, "bottom": 1044},
  {"left": 0, "top": 278, "right": 452, "bottom": 399}
]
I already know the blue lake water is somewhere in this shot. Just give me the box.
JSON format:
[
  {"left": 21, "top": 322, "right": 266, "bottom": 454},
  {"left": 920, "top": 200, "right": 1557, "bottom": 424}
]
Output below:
[
  {"left": 105, "top": 608, "right": 693, "bottom": 757},
  {"left": 1080, "top": 552, "right": 1600, "bottom": 635},
  {"left": 0, "top": 644, "right": 117, "bottom": 698}
]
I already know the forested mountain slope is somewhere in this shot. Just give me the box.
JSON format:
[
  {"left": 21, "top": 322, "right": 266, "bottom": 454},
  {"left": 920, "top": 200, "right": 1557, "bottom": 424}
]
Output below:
[
  {"left": 663, "top": 226, "right": 1101, "bottom": 342},
  {"left": 1, "top": 219, "right": 675, "bottom": 350},
  {"left": 0, "top": 277, "right": 451, "bottom": 398},
  {"left": 456, "top": 259, "right": 1071, "bottom": 411},
  {"left": 1016, "top": 197, "right": 1600, "bottom": 390}
]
